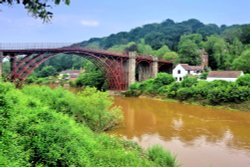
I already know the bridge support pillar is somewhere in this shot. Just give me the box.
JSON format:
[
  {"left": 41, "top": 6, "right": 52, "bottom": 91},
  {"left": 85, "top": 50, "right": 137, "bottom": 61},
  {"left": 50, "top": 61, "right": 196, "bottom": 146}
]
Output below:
[
  {"left": 152, "top": 57, "right": 158, "bottom": 78},
  {"left": 128, "top": 52, "right": 136, "bottom": 87},
  {"left": 10, "top": 54, "right": 17, "bottom": 81},
  {"left": 0, "top": 52, "right": 3, "bottom": 79}
]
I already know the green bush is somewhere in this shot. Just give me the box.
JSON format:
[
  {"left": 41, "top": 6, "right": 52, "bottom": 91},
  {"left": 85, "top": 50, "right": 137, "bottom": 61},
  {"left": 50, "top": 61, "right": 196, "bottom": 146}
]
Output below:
[
  {"left": 236, "top": 74, "right": 250, "bottom": 87},
  {"left": 125, "top": 82, "right": 142, "bottom": 97},
  {"left": 154, "top": 73, "right": 175, "bottom": 87},
  {"left": 199, "top": 71, "right": 208, "bottom": 79},
  {"left": 180, "top": 77, "right": 198, "bottom": 87},
  {"left": 227, "top": 84, "right": 250, "bottom": 103},
  {"left": 71, "top": 87, "right": 123, "bottom": 131},
  {"left": 25, "top": 74, "right": 37, "bottom": 84},
  {"left": 126, "top": 73, "right": 175, "bottom": 96},
  {"left": 147, "top": 145, "right": 179, "bottom": 167},
  {"left": 21, "top": 85, "right": 122, "bottom": 132},
  {"left": 151, "top": 73, "right": 175, "bottom": 94},
  {"left": 139, "top": 79, "right": 155, "bottom": 94},
  {"left": 0, "top": 81, "right": 178, "bottom": 167},
  {"left": 75, "top": 71, "right": 107, "bottom": 90},
  {"left": 176, "top": 87, "right": 195, "bottom": 101},
  {"left": 207, "top": 86, "right": 230, "bottom": 104},
  {"left": 165, "top": 82, "right": 181, "bottom": 98},
  {"left": 192, "top": 81, "right": 211, "bottom": 100},
  {"left": 125, "top": 72, "right": 250, "bottom": 105},
  {"left": 158, "top": 85, "right": 170, "bottom": 95},
  {"left": 209, "top": 80, "right": 230, "bottom": 87},
  {"left": 37, "top": 66, "right": 57, "bottom": 77}
]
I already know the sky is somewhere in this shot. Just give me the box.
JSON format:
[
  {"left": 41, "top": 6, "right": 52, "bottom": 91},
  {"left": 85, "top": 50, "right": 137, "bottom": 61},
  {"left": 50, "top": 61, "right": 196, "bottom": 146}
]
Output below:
[{"left": 0, "top": 0, "right": 250, "bottom": 43}]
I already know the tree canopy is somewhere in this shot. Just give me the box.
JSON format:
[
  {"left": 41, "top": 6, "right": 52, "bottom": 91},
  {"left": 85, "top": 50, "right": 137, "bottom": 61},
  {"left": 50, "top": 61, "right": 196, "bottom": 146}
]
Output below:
[
  {"left": 233, "top": 49, "right": 250, "bottom": 73},
  {"left": 78, "top": 19, "right": 250, "bottom": 72}
]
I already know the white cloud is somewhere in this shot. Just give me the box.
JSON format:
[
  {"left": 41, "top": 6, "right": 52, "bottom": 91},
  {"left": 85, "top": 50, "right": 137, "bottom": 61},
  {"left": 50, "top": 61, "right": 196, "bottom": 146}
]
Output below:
[{"left": 80, "top": 19, "right": 100, "bottom": 27}]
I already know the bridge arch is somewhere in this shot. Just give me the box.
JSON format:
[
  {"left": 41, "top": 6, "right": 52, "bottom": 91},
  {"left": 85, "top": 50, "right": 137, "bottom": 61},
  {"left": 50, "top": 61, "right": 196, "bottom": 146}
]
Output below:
[
  {"left": 158, "top": 63, "right": 173, "bottom": 74},
  {"left": 0, "top": 46, "right": 173, "bottom": 90},
  {"left": 8, "top": 51, "right": 128, "bottom": 90},
  {"left": 136, "top": 60, "right": 152, "bottom": 82}
]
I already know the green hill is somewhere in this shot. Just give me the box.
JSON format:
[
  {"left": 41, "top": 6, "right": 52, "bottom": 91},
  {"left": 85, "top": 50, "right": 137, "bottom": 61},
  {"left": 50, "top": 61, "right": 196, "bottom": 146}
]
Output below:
[{"left": 78, "top": 19, "right": 248, "bottom": 51}]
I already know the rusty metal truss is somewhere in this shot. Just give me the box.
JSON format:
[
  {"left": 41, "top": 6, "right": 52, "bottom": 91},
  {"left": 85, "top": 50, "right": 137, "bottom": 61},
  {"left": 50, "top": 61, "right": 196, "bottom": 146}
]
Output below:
[{"left": 0, "top": 47, "right": 172, "bottom": 90}]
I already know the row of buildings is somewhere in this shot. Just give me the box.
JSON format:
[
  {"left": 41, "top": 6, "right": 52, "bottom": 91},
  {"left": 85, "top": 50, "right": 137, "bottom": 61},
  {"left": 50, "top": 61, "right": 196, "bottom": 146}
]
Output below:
[{"left": 172, "top": 52, "right": 244, "bottom": 82}]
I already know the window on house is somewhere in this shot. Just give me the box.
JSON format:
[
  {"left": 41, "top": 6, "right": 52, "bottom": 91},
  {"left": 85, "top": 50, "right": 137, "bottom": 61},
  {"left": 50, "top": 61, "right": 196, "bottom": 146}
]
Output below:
[
  {"left": 179, "top": 77, "right": 182, "bottom": 81},
  {"left": 175, "top": 77, "right": 178, "bottom": 81},
  {"left": 188, "top": 70, "right": 190, "bottom": 74},
  {"left": 178, "top": 70, "right": 181, "bottom": 74}
]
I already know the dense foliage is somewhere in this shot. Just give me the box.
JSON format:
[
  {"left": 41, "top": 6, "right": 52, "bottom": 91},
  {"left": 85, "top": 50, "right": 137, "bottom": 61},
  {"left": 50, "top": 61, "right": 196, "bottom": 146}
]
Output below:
[
  {"left": 0, "top": 82, "right": 179, "bottom": 166},
  {"left": 73, "top": 60, "right": 106, "bottom": 90},
  {"left": 37, "top": 66, "right": 57, "bottom": 77},
  {"left": 78, "top": 19, "right": 250, "bottom": 72},
  {"left": 233, "top": 49, "right": 250, "bottom": 73},
  {"left": 37, "top": 54, "right": 86, "bottom": 73},
  {"left": 147, "top": 145, "right": 179, "bottom": 167},
  {"left": 21, "top": 86, "right": 121, "bottom": 132},
  {"left": 126, "top": 74, "right": 250, "bottom": 106},
  {"left": 25, "top": 58, "right": 106, "bottom": 89}
]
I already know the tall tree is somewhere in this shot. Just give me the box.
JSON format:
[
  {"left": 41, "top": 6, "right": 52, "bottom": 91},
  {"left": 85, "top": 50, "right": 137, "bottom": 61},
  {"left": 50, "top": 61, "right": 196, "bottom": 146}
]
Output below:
[
  {"left": 233, "top": 49, "right": 250, "bottom": 73},
  {"left": 204, "top": 35, "right": 230, "bottom": 69},
  {"left": 240, "top": 25, "right": 250, "bottom": 44},
  {"left": 178, "top": 34, "right": 202, "bottom": 65}
]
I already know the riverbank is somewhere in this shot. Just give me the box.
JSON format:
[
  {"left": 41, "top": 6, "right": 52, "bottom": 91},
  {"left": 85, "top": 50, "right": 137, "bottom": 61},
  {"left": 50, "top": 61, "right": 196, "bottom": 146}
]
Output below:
[
  {"left": 0, "top": 82, "right": 179, "bottom": 167},
  {"left": 123, "top": 73, "right": 250, "bottom": 112},
  {"left": 136, "top": 94, "right": 250, "bottom": 112},
  {"left": 33, "top": 82, "right": 250, "bottom": 112}
]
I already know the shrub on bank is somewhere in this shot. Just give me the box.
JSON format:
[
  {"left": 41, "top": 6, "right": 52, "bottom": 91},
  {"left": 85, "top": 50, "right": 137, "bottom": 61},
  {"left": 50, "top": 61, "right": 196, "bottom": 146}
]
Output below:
[
  {"left": 125, "top": 73, "right": 175, "bottom": 96},
  {"left": 164, "top": 82, "right": 181, "bottom": 98},
  {"left": 22, "top": 85, "right": 122, "bottom": 132},
  {"left": 236, "top": 74, "right": 250, "bottom": 87},
  {"left": 154, "top": 73, "right": 175, "bottom": 88},
  {"left": 176, "top": 87, "right": 195, "bottom": 101},
  {"left": 180, "top": 77, "right": 198, "bottom": 87},
  {"left": 125, "top": 74, "right": 250, "bottom": 106},
  {"left": 147, "top": 145, "right": 179, "bottom": 167},
  {"left": 0, "top": 81, "right": 178, "bottom": 167}
]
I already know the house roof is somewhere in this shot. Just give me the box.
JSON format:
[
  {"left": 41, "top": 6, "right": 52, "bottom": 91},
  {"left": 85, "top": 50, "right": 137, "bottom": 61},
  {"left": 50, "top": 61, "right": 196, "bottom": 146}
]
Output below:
[
  {"left": 207, "top": 71, "right": 243, "bottom": 78},
  {"left": 180, "top": 64, "right": 203, "bottom": 71},
  {"left": 60, "top": 70, "right": 81, "bottom": 74}
]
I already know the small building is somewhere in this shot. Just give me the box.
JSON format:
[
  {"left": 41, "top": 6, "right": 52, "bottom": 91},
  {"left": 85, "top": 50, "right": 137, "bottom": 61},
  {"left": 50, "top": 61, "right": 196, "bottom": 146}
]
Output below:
[
  {"left": 172, "top": 64, "right": 204, "bottom": 81},
  {"left": 59, "top": 70, "right": 82, "bottom": 80},
  {"left": 206, "top": 71, "right": 244, "bottom": 82}
]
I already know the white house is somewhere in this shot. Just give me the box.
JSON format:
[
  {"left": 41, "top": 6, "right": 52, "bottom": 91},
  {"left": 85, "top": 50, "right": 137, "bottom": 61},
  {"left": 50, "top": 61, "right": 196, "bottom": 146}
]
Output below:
[
  {"left": 173, "top": 64, "right": 204, "bottom": 82},
  {"left": 59, "top": 70, "right": 83, "bottom": 80},
  {"left": 207, "top": 71, "right": 244, "bottom": 82}
]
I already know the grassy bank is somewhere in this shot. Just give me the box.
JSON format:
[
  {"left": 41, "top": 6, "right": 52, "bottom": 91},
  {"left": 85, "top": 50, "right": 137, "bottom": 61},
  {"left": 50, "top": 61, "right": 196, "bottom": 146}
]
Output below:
[
  {"left": 0, "top": 82, "right": 179, "bottom": 167},
  {"left": 124, "top": 73, "right": 250, "bottom": 112}
]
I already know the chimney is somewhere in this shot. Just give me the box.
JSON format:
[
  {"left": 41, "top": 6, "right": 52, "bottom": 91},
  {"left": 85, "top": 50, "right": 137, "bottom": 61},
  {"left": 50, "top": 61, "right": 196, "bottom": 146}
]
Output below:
[{"left": 200, "top": 49, "right": 208, "bottom": 68}]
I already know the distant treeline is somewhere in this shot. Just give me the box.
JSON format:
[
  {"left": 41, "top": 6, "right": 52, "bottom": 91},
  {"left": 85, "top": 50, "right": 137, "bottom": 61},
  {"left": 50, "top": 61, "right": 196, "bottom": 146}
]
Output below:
[
  {"left": 80, "top": 18, "right": 250, "bottom": 51},
  {"left": 77, "top": 19, "right": 250, "bottom": 73}
]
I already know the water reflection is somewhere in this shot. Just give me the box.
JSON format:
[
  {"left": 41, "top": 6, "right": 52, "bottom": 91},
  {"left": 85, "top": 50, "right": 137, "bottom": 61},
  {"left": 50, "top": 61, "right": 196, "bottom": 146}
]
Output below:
[{"left": 110, "top": 96, "right": 250, "bottom": 167}]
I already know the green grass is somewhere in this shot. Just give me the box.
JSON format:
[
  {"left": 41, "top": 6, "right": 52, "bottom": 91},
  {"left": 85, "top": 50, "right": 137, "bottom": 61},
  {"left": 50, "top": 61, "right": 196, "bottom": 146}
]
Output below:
[{"left": 0, "top": 81, "right": 180, "bottom": 167}]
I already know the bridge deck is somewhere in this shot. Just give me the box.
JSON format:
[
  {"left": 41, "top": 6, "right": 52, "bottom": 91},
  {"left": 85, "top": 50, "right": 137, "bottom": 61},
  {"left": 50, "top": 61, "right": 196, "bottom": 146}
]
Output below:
[{"left": 0, "top": 47, "right": 172, "bottom": 64}]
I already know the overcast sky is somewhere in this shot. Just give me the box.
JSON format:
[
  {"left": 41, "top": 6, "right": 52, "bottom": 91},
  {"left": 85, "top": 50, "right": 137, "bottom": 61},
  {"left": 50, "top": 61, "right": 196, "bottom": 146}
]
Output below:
[{"left": 0, "top": 0, "right": 250, "bottom": 43}]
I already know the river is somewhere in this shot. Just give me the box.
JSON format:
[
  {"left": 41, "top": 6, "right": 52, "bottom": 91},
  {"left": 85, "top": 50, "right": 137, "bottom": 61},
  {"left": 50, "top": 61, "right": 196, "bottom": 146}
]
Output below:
[{"left": 109, "top": 96, "right": 250, "bottom": 167}]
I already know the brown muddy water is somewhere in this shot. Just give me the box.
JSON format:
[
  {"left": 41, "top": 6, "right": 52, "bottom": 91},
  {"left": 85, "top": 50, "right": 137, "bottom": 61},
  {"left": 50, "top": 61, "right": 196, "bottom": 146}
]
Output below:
[{"left": 109, "top": 96, "right": 250, "bottom": 167}]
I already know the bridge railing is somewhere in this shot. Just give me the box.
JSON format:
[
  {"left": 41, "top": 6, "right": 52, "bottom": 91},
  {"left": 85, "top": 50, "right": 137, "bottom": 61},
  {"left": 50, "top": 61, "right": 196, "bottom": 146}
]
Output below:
[{"left": 0, "top": 43, "right": 73, "bottom": 50}]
